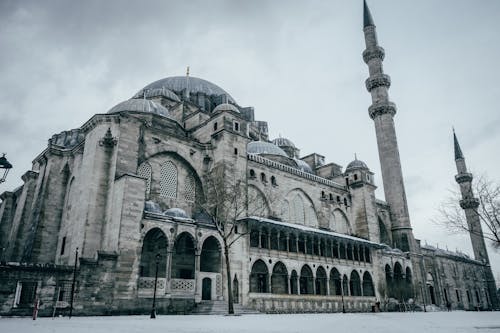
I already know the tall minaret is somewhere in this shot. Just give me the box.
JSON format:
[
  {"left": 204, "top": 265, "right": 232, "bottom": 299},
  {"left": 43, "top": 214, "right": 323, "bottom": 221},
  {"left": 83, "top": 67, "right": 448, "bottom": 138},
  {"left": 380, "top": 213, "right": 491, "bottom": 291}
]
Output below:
[
  {"left": 362, "top": 1, "right": 416, "bottom": 252},
  {"left": 454, "top": 130, "right": 499, "bottom": 309},
  {"left": 453, "top": 130, "right": 489, "bottom": 263}
]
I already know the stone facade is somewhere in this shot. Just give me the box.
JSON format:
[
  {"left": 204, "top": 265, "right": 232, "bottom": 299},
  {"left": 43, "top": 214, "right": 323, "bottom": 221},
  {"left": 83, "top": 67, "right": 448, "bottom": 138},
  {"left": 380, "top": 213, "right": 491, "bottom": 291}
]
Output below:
[{"left": 0, "top": 3, "right": 497, "bottom": 316}]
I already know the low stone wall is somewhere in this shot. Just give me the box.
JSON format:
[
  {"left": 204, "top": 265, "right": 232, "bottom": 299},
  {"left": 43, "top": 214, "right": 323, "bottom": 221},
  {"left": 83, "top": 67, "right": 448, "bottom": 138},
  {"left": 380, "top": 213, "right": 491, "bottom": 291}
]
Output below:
[{"left": 248, "top": 293, "right": 377, "bottom": 313}]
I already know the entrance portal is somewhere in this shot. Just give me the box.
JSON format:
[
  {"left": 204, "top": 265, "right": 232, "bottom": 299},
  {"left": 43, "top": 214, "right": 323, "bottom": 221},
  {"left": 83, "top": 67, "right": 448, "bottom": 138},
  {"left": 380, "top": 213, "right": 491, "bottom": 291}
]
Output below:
[
  {"left": 428, "top": 285, "right": 436, "bottom": 305},
  {"left": 202, "top": 278, "right": 212, "bottom": 300}
]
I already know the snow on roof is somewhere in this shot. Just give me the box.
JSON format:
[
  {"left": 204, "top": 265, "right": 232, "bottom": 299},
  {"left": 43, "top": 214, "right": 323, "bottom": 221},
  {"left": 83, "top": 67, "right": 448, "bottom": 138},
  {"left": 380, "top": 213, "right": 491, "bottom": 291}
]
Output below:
[{"left": 241, "top": 216, "right": 382, "bottom": 246}]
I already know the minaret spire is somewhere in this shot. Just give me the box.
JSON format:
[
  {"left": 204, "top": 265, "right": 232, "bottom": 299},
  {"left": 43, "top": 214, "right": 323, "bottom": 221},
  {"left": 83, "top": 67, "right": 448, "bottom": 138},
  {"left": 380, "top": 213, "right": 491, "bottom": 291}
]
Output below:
[
  {"left": 453, "top": 128, "right": 464, "bottom": 160},
  {"left": 362, "top": 2, "right": 415, "bottom": 252},
  {"left": 363, "top": 0, "right": 375, "bottom": 28}
]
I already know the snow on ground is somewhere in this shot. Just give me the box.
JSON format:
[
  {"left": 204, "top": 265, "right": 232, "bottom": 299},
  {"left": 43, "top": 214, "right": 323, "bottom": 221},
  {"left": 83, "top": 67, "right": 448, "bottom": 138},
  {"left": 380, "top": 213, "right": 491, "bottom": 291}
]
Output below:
[{"left": 1, "top": 312, "right": 499, "bottom": 333}]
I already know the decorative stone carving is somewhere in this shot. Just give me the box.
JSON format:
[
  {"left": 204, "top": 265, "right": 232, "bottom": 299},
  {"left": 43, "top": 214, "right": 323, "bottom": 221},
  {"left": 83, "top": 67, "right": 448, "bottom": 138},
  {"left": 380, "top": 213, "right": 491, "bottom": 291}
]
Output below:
[
  {"left": 365, "top": 74, "right": 391, "bottom": 92},
  {"left": 368, "top": 102, "right": 397, "bottom": 119},
  {"left": 459, "top": 198, "right": 479, "bottom": 209},
  {"left": 362, "top": 46, "right": 385, "bottom": 63},
  {"left": 455, "top": 173, "right": 473, "bottom": 184}
]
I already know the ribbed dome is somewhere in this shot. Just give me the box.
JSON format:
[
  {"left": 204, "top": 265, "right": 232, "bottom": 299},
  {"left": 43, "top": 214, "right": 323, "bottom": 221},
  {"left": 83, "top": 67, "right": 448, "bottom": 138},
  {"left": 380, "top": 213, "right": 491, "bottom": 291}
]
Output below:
[
  {"left": 213, "top": 103, "right": 239, "bottom": 113},
  {"left": 345, "top": 159, "right": 369, "bottom": 172},
  {"left": 132, "top": 87, "right": 180, "bottom": 102},
  {"left": 294, "top": 158, "right": 313, "bottom": 174},
  {"left": 142, "top": 76, "right": 235, "bottom": 103},
  {"left": 247, "top": 141, "right": 288, "bottom": 157},
  {"left": 107, "top": 99, "right": 170, "bottom": 118},
  {"left": 144, "top": 201, "right": 162, "bottom": 214},
  {"left": 273, "top": 137, "right": 295, "bottom": 148},
  {"left": 164, "top": 207, "right": 189, "bottom": 219}
]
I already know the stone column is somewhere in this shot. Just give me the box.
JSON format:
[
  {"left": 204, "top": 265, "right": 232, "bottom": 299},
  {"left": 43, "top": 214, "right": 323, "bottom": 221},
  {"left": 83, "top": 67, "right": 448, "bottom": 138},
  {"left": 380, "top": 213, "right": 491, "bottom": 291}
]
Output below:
[{"left": 166, "top": 249, "right": 173, "bottom": 293}]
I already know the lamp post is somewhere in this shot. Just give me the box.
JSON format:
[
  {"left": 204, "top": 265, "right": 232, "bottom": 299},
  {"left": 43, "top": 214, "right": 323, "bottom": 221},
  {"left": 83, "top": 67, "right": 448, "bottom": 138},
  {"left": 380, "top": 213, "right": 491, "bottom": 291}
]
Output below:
[
  {"left": 150, "top": 253, "right": 161, "bottom": 319},
  {"left": 341, "top": 279, "right": 346, "bottom": 313},
  {"left": 419, "top": 282, "right": 427, "bottom": 312},
  {"left": 0, "top": 154, "right": 12, "bottom": 184}
]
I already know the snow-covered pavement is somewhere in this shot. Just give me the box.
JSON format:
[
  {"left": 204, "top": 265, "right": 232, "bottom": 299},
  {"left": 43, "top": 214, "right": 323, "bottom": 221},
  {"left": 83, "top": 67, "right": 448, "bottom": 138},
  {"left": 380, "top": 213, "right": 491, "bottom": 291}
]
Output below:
[{"left": 1, "top": 312, "right": 499, "bottom": 333}]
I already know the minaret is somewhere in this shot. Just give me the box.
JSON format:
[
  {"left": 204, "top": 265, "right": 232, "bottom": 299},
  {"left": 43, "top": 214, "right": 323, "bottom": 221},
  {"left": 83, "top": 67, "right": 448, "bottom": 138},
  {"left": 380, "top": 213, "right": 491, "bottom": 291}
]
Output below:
[
  {"left": 454, "top": 130, "right": 499, "bottom": 309},
  {"left": 453, "top": 130, "right": 489, "bottom": 263},
  {"left": 362, "top": 1, "right": 416, "bottom": 251}
]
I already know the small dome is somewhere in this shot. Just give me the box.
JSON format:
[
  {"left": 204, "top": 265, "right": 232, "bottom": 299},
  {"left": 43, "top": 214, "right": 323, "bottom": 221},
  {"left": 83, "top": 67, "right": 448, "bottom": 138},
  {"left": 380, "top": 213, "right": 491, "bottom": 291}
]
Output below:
[
  {"left": 164, "top": 207, "right": 189, "bottom": 219},
  {"left": 108, "top": 99, "right": 170, "bottom": 118},
  {"left": 133, "top": 87, "right": 181, "bottom": 102},
  {"left": 144, "top": 201, "right": 162, "bottom": 214},
  {"left": 273, "top": 137, "right": 295, "bottom": 148},
  {"left": 247, "top": 141, "right": 288, "bottom": 157},
  {"left": 345, "top": 158, "right": 369, "bottom": 172},
  {"left": 294, "top": 158, "right": 313, "bottom": 174},
  {"left": 213, "top": 103, "right": 239, "bottom": 113}
]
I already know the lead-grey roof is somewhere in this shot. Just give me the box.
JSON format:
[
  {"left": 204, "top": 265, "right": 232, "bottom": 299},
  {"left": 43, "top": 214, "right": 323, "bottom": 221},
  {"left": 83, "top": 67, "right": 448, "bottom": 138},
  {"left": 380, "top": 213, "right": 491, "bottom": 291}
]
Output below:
[
  {"left": 142, "top": 76, "right": 235, "bottom": 103},
  {"left": 107, "top": 99, "right": 170, "bottom": 118},
  {"left": 273, "top": 137, "right": 296, "bottom": 148},
  {"left": 294, "top": 158, "right": 313, "bottom": 174},
  {"left": 247, "top": 141, "right": 288, "bottom": 157},
  {"left": 345, "top": 158, "right": 369, "bottom": 172},
  {"left": 133, "top": 87, "right": 181, "bottom": 102},
  {"left": 212, "top": 103, "right": 239, "bottom": 113},
  {"left": 164, "top": 207, "right": 189, "bottom": 219}
]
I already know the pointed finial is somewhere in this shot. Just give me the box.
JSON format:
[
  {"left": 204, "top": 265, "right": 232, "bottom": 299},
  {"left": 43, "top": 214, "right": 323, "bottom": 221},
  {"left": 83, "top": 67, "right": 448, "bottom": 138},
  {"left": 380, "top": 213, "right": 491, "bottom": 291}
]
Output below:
[
  {"left": 186, "top": 66, "right": 190, "bottom": 77},
  {"left": 354, "top": 153, "right": 358, "bottom": 160},
  {"left": 185, "top": 66, "right": 190, "bottom": 99},
  {"left": 453, "top": 128, "right": 464, "bottom": 160},
  {"left": 363, "top": 0, "right": 375, "bottom": 28}
]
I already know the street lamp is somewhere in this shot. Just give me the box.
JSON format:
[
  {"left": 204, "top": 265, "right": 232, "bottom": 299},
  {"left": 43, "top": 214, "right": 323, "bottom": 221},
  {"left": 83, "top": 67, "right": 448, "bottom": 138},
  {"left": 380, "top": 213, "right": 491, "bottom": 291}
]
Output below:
[
  {"left": 341, "top": 279, "right": 346, "bottom": 313},
  {"left": 0, "top": 154, "right": 12, "bottom": 184},
  {"left": 150, "top": 253, "right": 161, "bottom": 319}
]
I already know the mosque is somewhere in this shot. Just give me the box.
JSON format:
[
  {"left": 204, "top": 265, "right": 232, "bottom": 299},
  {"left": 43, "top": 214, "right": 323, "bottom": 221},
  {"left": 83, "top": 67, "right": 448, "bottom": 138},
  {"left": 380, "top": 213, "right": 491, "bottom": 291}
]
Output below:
[{"left": 0, "top": 2, "right": 497, "bottom": 315}]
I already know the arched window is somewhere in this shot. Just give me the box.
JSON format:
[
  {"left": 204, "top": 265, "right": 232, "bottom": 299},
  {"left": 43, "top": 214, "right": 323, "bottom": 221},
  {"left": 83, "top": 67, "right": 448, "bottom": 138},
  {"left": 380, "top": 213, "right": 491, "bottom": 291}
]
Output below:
[
  {"left": 200, "top": 236, "right": 221, "bottom": 273},
  {"left": 172, "top": 233, "right": 195, "bottom": 279},
  {"left": 271, "top": 176, "right": 277, "bottom": 186},
  {"left": 362, "top": 271, "right": 375, "bottom": 296},
  {"left": 315, "top": 266, "right": 327, "bottom": 295},
  {"left": 137, "top": 162, "right": 152, "bottom": 198},
  {"left": 350, "top": 270, "right": 362, "bottom": 296},
  {"left": 329, "top": 268, "right": 342, "bottom": 296},
  {"left": 140, "top": 228, "right": 168, "bottom": 278},
  {"left": 184, "top": 173, "right": 196, "bottom": 202},
  {"left": 271, "top": 262, "right": 288, "bottom": 294},
  {"left": 299, "top": 265, "right": 314, "bottom": 295},
  {"left": 249, "top": 169, "right": 256, "bottom": 178},
  {"left": 250, "top": 260, "right": 269, "bottom": 293},
  {"left": 342, "top": 275, "right": 349, "bottom": 296},
  {"left": 260, "top": 172, "right": 267, "bottom": 183},
  {"left": 160, "top": 161, "right": 177, "bottom": 198},
  {"left": 354, "top": 174, "right": 358, "bottom": 181}
]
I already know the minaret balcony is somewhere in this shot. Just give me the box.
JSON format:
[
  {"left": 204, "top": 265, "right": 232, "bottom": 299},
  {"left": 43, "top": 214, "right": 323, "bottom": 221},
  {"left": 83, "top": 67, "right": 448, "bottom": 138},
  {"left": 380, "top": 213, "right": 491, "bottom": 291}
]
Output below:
[
  {"left": 365, "top": 74, "right": 391, "bottom": 92},
  {"left": 459, "top": 198, "right": 479, "bottom": 209},
  {"left": 455, "top": 172, "right": 473, "bottom": 184},
  {"left": 362, "top": 46, "right": 385, "bottom": 63},
  {"left": 368, "top": 102, "right": 397, "bottom": 119}
]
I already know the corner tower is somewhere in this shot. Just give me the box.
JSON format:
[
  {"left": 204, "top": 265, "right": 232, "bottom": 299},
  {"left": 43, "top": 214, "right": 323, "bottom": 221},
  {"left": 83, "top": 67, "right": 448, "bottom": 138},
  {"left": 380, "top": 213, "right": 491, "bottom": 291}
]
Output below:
[{"left": 362, "top": 1, "right": 415, "bottom": 251}]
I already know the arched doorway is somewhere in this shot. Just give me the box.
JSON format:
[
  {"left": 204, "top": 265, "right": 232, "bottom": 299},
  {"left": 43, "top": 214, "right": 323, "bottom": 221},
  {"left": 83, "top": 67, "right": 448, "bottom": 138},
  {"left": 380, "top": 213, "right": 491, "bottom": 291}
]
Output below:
[
  {"left": 250, "top": 260, "right": 269, "bottom": 293},
  {"left": 200, "top": 236, "right": 221, "bottom": 273},
  {"left": 350, "top": 270, "right": 361, "bottom": 296},
  {"left": 290, "top": 270, "right": 298, "bottom": 294},
  {"left": 271, "top": 262, "right": 289, "bottom": 294},
  {"left": 329, "top": 268, "right": 342, "bottom": 296},
  {"left": 362, "top": 271, "right": 375, "bottom": 296},
  {"left": 300, "top": 265, "right": 314, "bottom": 295},
  {"left": 428, "top": 285, "right": 436, "bottom": 305},
  {"left": 202, "top": 277, "right": 212, "bottom": 300},
  {"left": 140, "top": 228, "right": 168, "bottom": 278},
  {"left": 172, "top": 232, "right": 195, "bottom": 279}
]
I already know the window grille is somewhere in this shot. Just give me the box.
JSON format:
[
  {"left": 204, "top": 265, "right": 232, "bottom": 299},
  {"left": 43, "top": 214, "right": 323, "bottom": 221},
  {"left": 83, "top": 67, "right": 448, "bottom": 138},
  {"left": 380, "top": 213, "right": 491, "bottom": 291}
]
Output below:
[
  {"left": 160, "top": 161, "right": 177, "bottom": 198},
  {"left": 185, "top": 173, "right": 196, "bottom": 202},
  {"left": 137, "top": 162, "right": 152, "bottom": 198}
]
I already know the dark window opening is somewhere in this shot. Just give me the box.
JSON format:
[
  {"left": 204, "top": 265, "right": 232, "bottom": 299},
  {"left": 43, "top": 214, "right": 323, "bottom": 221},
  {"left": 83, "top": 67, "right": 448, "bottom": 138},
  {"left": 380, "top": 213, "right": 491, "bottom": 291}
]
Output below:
[
  {"left": 249, "top": 169, "right": 256, "bottom": 178},
  {"left": 260, "top": 173, "right": 267, "bottom": 183},
  {"left": 213, "top": 122, "right": 218, "bottom": 131},
  {"left": 233, "top": 122, "right": 240, "bottom": 132},
  {"left": 60, "top": 236, "right": 66, "bottom": 256},
  {"left": 271, "top": 176, "right": 277, "bottom": 186},
  {"left": 234, "top": 148, "right": 238, "bottom": 155},
  {"left": 354, "top": 174, "right": 358, "bottom": 181},
  {"left": 329, "top": 193, "right": 333, "bottom": 201}
]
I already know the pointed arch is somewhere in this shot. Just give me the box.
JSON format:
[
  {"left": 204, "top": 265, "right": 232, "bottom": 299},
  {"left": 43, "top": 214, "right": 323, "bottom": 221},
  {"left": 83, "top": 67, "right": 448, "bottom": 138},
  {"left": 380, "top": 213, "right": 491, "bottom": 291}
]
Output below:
[
  {"left": 329, "top": 268, "right": 342, "bottom": 296},
  {"left": 200, "top": 236, "right": 221, "bottom": 273},
  {"left": 331, "top": 209, "right": 352, "bottom": 234},
  {"left": 172, "top": 232, "right": 195, "bottom": 279},
  {"left": 271, "top": 261, "right": 289, "bottom": 294},
  {"left": 299, "top": 265, "right": 314, "bottom": 295},
  {"left": 315, "top": 266, "right": 327, "bottom": 295},
  {"left": 250, "top": 259, "right": 269, "bottom": 293},
  {"left": 287, "top": 189, "right": 318, "bottom": 227},
  {"left": 350, "top": 270, "right": 361, "bottom": 296},
  {"left": 290, "top": 270, "right": 298, "bottom": 294},
  {"left": 140, "top": 228, "right": 168, "bottom": 278},
  {"left": 362, "top": 271, "right": 375, "bottom": 296}
]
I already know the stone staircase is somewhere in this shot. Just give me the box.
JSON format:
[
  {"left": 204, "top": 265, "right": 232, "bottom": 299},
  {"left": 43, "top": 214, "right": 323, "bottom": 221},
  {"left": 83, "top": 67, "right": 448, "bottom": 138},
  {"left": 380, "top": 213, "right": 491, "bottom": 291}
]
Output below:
[{"left": 192, "top": 300, "right": 260, "bottom": 315}]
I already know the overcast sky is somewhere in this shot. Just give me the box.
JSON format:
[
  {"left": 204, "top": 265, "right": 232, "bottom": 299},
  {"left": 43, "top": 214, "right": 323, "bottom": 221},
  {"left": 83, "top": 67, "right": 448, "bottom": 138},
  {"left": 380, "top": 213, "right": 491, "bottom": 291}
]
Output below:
[{"left": 1, "top": 0, "right": 499, "bottom": 281}]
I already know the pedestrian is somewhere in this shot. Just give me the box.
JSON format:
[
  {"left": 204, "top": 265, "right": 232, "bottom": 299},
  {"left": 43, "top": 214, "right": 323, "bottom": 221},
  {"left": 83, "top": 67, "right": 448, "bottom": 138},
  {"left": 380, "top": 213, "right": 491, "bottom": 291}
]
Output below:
[{"left": 446, "top": 301, "right": 451, "bottom": 311}]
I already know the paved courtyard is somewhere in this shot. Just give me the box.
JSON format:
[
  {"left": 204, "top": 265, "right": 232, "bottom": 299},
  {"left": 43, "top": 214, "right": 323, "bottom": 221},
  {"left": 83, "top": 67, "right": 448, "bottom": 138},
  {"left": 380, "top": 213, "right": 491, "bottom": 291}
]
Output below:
[{"left": 1, "top": 312, "right": 499, "bottom": 333}]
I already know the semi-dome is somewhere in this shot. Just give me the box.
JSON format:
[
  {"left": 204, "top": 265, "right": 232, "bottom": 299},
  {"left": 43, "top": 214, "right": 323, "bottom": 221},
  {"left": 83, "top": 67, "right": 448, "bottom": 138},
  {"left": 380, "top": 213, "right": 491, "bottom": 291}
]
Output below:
[
  {"left": 132, "top": 87, "right": 181, "bottom": 102},
  {"left": 294, "top": 158, "right": 313, "bottom": 174},
  {"left": 141, "top": 76, "right": 235, "bottom": 103},
  {"left": 247, "top": 141, "right": 288, "bottom": 157},
  {"left": 273, "top": 137, "right": 295, "bottom": 148},
  {"left": 107, "top": 99, "right": 170, "bottom": 118},
  {"left": 164, "top": 208, "right": 189, "bottom": 219},
  {"left": 212, "top": 103, "right": 239, "bottom": 113},
  {"left": 345, "top": 158, "right": 369, "bottom": 172}
]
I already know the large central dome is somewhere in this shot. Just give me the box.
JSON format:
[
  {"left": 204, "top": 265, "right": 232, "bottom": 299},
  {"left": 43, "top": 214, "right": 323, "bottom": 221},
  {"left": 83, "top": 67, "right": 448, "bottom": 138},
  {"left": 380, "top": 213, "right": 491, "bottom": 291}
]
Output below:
[{"left": 141, "top": 76, "right": 235, "bottom": 103}]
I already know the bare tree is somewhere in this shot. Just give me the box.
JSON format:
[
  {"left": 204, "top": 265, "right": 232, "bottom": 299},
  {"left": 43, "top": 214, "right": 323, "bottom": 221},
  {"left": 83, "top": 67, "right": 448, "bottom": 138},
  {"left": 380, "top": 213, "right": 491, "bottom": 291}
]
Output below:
[{"left": 435, "top": 175, "right": 500, "bottom": 249}]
